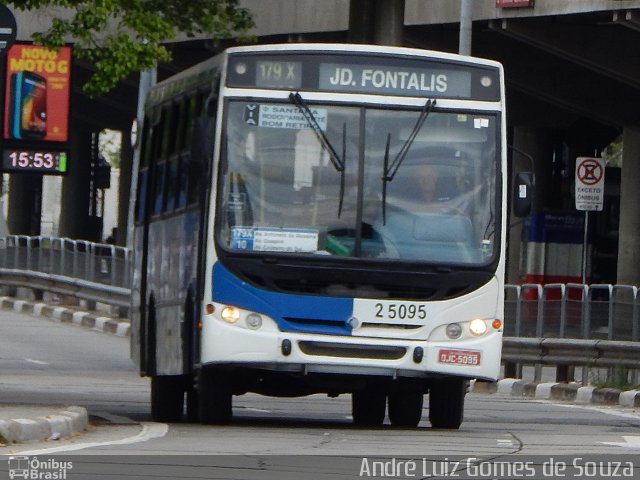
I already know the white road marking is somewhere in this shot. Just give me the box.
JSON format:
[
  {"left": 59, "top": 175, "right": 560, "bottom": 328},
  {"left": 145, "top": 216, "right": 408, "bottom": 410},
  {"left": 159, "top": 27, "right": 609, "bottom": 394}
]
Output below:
[
  {"left": 553, "top": 402, "right": 640, "bottom": 421},
  {"left": 553, "top": 402, "right": 640, "bottom": 449},
  {"left": 24, "top": 358, "right": 49, "bottom": 365},
  {"left": 497, "top": 438, "right": 515, "bottom": 448},
  {"left": 17, "top": 422, "right": 168, "bottom": 455},
  {"left": 600, "top": 436, "right": 640, "bottom": 449},
  {"left": 241, "top": 407, "right": 272, "bottom": 413}
]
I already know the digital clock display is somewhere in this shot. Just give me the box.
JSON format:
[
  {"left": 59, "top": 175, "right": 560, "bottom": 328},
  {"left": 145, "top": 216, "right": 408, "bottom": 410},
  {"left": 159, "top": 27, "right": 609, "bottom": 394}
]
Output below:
[{"left": 1, "top": 148, "right": 68, "bottom": 174}]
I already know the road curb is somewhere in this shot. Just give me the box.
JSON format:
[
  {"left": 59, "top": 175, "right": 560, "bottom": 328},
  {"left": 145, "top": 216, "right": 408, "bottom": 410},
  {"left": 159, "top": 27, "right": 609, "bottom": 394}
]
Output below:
[
  {"left": 473, "top": 379, "right": 640, "bottom": 408},
  {"left": 0, "top": 296, "right": 130, "bottom": 337},
  {"left": 0, "top": 406, "right": 88, "bottom": 443}
]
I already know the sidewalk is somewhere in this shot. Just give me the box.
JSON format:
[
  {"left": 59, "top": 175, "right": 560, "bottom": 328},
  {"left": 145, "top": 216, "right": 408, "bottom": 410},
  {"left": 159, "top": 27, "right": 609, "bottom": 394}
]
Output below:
[
  {"left": 0, "top": 406, "right": 88, "bottom": 444},
  {"left": 471, "top": 378, "right": 640, "bottom": 408},
  {"left": 0, "top": 296, "right": 130, "bottom": 337}
]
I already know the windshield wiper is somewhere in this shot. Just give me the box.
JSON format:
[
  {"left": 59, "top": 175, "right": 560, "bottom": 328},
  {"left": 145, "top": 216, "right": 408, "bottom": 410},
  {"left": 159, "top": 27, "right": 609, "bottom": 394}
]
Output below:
[
  {"left": 289, "top": 92, "right": 346, "bottom": 216},
  {"left": 381, "top": 98, "right": 436, "bottom": 224}
]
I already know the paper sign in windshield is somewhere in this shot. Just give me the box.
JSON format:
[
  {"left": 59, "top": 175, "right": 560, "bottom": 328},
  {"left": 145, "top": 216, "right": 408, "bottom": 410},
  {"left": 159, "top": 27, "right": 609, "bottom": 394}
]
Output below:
[
  {"left": 244, "top": 104, "right": 327, "bottom": 131},
  {"left": 231, "top": 227, "right": 319, "bottom": 252}
]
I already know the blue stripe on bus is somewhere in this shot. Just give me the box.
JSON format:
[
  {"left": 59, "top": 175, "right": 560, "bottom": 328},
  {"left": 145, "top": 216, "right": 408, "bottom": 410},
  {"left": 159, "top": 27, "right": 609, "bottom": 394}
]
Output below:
[{"left": 212, "top": 262, "right": 353, "bottom": 336}]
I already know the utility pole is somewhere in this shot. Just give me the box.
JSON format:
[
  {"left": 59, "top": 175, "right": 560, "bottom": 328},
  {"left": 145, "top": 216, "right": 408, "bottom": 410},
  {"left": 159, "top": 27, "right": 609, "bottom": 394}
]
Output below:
[{"left": 459, "top": 0, "right": 473, "bottom": 55}]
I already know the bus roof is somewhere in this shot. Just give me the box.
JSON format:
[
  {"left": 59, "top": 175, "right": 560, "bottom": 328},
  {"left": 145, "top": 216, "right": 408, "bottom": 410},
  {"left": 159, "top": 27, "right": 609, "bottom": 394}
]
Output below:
[{"left": 225, "top": 43, "right": 503, "bottom": 70}]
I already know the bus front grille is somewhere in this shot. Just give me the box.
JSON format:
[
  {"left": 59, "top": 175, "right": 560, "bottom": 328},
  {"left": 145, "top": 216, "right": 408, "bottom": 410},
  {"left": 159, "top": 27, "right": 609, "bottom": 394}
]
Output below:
[{"left": 298, "top": 341, "right": 406, "bottom": 360}]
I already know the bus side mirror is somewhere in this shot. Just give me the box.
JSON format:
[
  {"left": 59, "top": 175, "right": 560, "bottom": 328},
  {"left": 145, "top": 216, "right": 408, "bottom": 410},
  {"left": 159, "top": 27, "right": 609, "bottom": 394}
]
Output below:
[{"left": 513, "top": 171, "right": 534, "bottom": 217}]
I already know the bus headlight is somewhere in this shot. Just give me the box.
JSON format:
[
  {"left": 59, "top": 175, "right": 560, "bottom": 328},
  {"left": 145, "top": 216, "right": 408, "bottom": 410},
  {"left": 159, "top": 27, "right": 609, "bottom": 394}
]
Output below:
[
  {"left": 469, "top": 319, "right": 487, "bottom": 336},
  {"left": 246, "top": 313, "right": 263, "bottom": 330},
  {"left": 221, "top": 306, "right": 241, "bottom": 323},
  {"left": 445, "top": 323, "right": 463, "bottom": 339}
]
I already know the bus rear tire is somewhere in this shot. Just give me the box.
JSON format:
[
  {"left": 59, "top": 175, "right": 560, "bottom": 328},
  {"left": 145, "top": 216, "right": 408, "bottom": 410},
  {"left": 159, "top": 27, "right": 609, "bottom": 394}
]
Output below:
[
  {"left": 352, "top": 390, "right": 386, "bottom": 426},
  {"left": 151, "top": 375, "right": 185, "bottom": 422},
  {"left": 198, "top": 367, "right": 233, "bottom": 425},
  {"left": 388, "top": 392, "right": 424, "bottom": 427},
  {"left": 186, "top": 382, "right": 199, "bottom": 422},
  {"left": 428, "top": 378, "right": 466, "bottom": 429}
]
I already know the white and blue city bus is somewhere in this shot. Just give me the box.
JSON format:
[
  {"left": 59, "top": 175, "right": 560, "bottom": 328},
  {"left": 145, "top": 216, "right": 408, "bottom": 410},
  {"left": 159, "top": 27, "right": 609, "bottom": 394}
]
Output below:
[{"left": 131, "top": 43, "right": 531, "bottom": 428}]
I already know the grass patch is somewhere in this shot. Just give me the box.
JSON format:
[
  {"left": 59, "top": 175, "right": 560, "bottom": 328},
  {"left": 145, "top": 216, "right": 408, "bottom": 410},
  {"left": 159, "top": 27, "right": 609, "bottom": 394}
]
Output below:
[{"left": 590, "top": 366, "right": 640, "bottom": 391}]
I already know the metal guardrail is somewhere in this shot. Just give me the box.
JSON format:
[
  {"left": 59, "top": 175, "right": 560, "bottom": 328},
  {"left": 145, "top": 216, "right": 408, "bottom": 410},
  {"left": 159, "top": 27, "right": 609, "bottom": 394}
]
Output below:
[
  {"left": 502, "top": 336, "right": 640, "bottom": 384},
  {"left": 0, "top": 235, "right": 130, "bottom": 308},
  {"left": 505, "top": 283, "right": 640, "bottom": 342},
  {"left": 0, "top": 235, "right": 638, "bottom": 384}
]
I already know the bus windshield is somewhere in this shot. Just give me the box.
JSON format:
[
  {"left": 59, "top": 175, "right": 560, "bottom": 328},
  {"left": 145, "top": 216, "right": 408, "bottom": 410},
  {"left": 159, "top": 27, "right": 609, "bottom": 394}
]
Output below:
[{"left": 218, "top": 99, "right": 498, "bottom": 265}]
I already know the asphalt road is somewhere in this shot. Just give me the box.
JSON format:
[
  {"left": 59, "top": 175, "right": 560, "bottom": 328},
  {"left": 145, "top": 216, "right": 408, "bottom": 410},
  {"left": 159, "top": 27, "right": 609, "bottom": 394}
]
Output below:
[{"left": 1, "top": 308, "right": 639, "bottom": 479}]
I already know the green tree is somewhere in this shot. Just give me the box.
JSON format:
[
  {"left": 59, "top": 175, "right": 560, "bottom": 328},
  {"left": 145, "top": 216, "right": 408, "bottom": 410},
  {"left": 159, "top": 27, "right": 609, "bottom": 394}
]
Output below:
[{"left": 8, "top": 0, "right": 254, "bottom": 96}]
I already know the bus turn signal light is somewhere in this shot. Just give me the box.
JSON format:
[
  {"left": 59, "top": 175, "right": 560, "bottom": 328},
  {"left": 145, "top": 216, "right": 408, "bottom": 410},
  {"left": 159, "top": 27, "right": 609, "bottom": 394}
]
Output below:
[{"left": 492, "top": 319, "right": 502, "bottom": 330}]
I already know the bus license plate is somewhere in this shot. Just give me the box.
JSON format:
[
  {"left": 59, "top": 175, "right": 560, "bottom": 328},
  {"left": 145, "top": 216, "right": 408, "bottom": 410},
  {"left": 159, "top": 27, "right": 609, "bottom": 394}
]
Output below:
[{"left": 438, "top": 349, "right": 481, "bottom": 366}]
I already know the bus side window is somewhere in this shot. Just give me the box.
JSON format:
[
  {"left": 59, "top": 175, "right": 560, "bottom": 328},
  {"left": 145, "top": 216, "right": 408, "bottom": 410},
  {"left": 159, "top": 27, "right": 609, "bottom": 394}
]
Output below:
[
  {"left": 185, "top": 93, "right": 205, "bottom": 147},
  {"left": 147, "top": 106, "right": 165, "bottom": 218},
  {"left": 175, "top": 100, "right": 189, "bottom": 152},
  {"left": 153, "top": 161, "right": 167, "bottom": 216},
  {"left": 164, "top": 157, "right": 180, "bottom": 212},
  {"left": 174, "top": 95, "right": 195, "bottom": 210},
  {"left": 160, "top": 106, "right": 174, "bottom": 158},
  {"left": 168, "top": 102, "right": 181, "bottom": 156},
  {"left": 186, "top": 127, "right": 205, "bottom": 207},
  {"left": 177, "top": 153, "right": 189, "bottom": 209},
  {"left": 135, "top": 119, "right": 153, "bottom": 224},
  {"left": 136, "top": 169, "right": 149, "bottom": 223},
  {"left": 188, "top": 93, "right": 217, "bottom": 205}
]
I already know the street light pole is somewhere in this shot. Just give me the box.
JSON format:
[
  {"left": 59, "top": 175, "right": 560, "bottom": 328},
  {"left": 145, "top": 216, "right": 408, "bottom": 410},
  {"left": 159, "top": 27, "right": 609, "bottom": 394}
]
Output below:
[{"left": 459, "top": 0, "right": 473, "bottom": 55}]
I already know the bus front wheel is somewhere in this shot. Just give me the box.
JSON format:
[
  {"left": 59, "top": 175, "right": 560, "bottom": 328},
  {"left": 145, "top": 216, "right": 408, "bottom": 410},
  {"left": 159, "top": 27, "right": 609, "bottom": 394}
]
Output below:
[
  {"left": 388, "top": 391, "right": 424, "bottom": 427},
  {"left": 428, "top": 378, "right": 466, "bottom": 429},
  {"left": 352, "top": 390, "right": 386, "bottom": 426},
  {"left": 151, "top": 375, "right": 185, "bottom": 422},
  {"left": 198, "top": 367, "right": 233, "bottom": 424}
]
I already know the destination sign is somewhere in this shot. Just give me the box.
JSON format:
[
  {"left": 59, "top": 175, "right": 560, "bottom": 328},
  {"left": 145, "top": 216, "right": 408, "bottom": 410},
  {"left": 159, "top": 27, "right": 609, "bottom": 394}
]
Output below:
[
  {"left": 255, "top": 60, "right": 302, "bottom": 89},
  {"left": 227, "top": 52, "right": 500, "bottom": 101},
  {"left": 319, "top": 63, "right": 470, "bottom": 97}
]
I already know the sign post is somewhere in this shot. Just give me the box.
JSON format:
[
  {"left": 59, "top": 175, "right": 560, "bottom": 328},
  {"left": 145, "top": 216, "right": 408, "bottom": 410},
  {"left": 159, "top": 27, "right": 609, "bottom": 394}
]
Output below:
[
  {"left": 0, "top": 4, "right": 17, "bottom": 57},
  {"left": 575, "top": 157, "right": 606, "bottom": 284}
]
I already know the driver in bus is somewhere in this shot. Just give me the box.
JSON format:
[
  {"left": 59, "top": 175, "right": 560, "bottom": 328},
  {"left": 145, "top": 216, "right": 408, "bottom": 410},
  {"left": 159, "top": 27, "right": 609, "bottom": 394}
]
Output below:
[
  {"left": 416, "top": 164, "right": 457, "bottom": 203},
  {"left": 416, "top": 164, "right": 440, "bottom": 202}
]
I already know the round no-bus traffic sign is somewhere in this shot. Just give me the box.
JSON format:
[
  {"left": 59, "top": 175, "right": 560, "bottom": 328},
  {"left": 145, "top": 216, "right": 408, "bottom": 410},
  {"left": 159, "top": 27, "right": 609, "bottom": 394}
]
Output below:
[{"left": 575, "top": 157, "right": 606, "bottom": 211}]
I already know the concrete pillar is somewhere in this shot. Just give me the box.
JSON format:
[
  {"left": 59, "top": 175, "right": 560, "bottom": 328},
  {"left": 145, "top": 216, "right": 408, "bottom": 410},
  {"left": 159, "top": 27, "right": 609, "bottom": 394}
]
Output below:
[
  {"left": 6, "top": 174, "right": 42, "bottom": 235},
  {"left": 373, "top": 0, "right": 404, "bottom": 46},
  {"left": 348, "top": 0, "right": 375, "bottom": 44},
  {"left": 616, "top": 126, "right": 640, "bottom": 286},
  {"left": 58, "top": 129, "right": 96, "bottom": 240},
  {"left": 349, "top": 0, "right": 404, "bottom": 46},
  {"left": 506, "top": 127, "right": 555, "bottom": 284}
]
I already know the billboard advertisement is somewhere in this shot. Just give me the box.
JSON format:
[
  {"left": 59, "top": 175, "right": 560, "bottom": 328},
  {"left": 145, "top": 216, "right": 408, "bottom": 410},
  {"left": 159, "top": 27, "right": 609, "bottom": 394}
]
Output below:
[{"left": 3, "top": 44, "right": 71, "bottom": 142}]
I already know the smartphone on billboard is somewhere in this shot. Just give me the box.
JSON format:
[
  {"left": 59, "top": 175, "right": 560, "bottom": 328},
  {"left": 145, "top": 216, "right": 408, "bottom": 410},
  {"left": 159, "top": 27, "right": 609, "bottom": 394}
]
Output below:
[{"left": 9, "top": 71, "right": 47, "bottom": 139}]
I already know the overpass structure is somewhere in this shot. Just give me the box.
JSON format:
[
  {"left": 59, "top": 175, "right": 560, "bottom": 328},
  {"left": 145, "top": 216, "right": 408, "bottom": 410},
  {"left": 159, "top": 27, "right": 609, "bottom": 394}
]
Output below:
[{"left": 3, "top": 0, "right": 640, "bottom": 286}]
